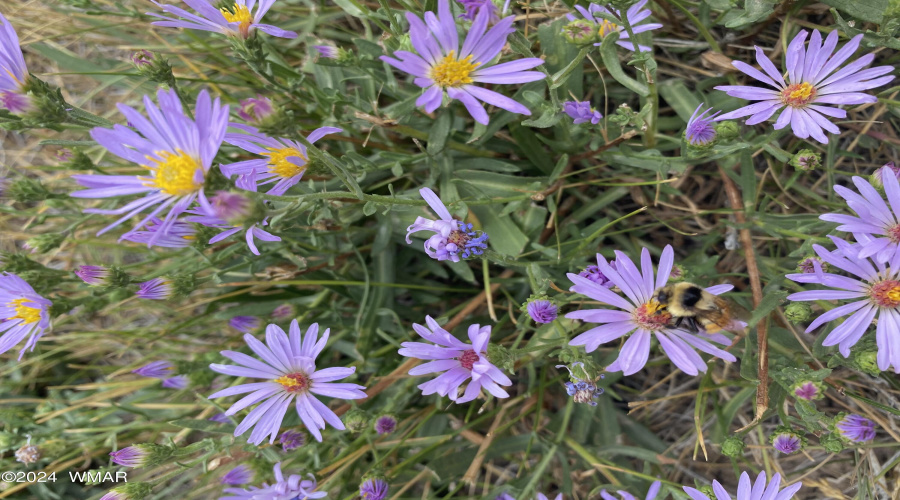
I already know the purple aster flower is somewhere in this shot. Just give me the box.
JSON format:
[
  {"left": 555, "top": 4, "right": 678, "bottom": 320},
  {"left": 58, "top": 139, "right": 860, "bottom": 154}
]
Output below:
[
  {"left": 221, "top": 124, "right": 342, "bottom": 196},
  {"left": 109, "top": 446, "right": 148, "bottom": 468},
  {"left": 230, "top": 316, "right": 261, "bottom": 334},
  {"left": 566, "top": 1, "right": 662, "bottom": 52},
  {"left": 0, "top": 12, "right": 33, "bottom": 114},
  {"left": 579, "top": 263, "right": 615, "bottom": 287},
  {"left": 131, "top": 49, "right": 155, "bottom": 67},
  {"left": 136, "top": 278, "right": 173, "bottom": 300},
  {"left": 836, "top": 413, "right": 876, "bottom": 443},
  {"left": 772, "top": 432, "right": 802, "bottom": 454},
  {"left": 380, "top": 0, "right": 544, "bottom": 125},
  {"left": 271, "top": 304, "right": 293, "bottom": 319},
  {"left": 221, "top": 462, "right": 325, "bottom": 500},
  {"left": 0, "top": 272, "right": 52, "bottom": 360},
  {"left": 209, "top": 413, "right": 231, "bottom": 423},
  {"left": 685, "top": 471, "right": 801, "bottom": 500},
  {"left": 149, "top": 0, "right": 298, "bottom": 40},
  {"left": 685, "top": 103, "right": 720, "bottom": 146},
  {"left": 537, "top": 495, "right": 562, "bottom": 500},
  {"left": 374, "top": 414, "right": 397, "bottom": 435},
  {"left": 120, "top": 217, "right": 197, "bottom": 248},
  {"left": 99, "top": 490, "right": 126, "bottom": 500},
  {"left": 74, "top": 265, "right": 110, "bottom": 286},
  {"left": 209, "top": 320, "right": 367, "bottom": 444},
  {"left": 399, "top": 316, "right": 512, "bottom": 403},
  {"left": 279, "top": 429, "right": 305, "bottom": 451},
  {"left": 786, "top": 236, "right": 900, "bottom": 373},
  {"left": 360, "top": 478, "right": 389, "bottom": 500},
  {"left": 600, "top": 480, "right": 662, "bottom": 500},
  {"left": 406, "top": 187, "right": 488, "bottom": 262},
  {"left": 820, "top": 168, "right": 900, "bottom": 262},
  {"left": 563, "top": 101, "right": 603, "bottom": 125},
  {"left": 132, "top": 360, "right": 175, "bottom": 379},
  {"left": 162, "top": 375, "right": 189, "bottom": 389},
  {"left": 714, "top": 29, "right": 895, "bottom": 144},
  {"left": 566, "top": 246, "right": 737, "bottom": 376},
  {"left": 237, "top": 95, "right": 275, "bottom": 124},
  {"left": 793, "top": 381, "right": 821, "bottom": 400},
  {"left": 456, "top": 0, "right": 499, "bottom": 23},
  {"left": 312, "top": 45, "right": 338, "bottom": 59},
  {"left": 527, "top": 299, "right": 558, "bottom": 323},
  {"left": 71, "top": 89, "right": 228, "bottom": 245},
  {"left": 221, "top": 464, "right": 253, "bottom": 486}
]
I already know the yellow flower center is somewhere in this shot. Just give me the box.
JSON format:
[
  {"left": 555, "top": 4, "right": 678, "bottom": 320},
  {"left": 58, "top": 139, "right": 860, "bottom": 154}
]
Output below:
[
  {"left": 274, "top": 372, "right": 310, "bottom": 393},
  {"left": 598, "top": 19, "right": 619, "bottom": 38},
  {"left": 9, "top": 298, "right": 41, "bottom": 325},
  {"left": 220, "top": 3, "right": 253, "bottom": 25},
  {"left": 430, "top": 51, "right": 479, "bottom": 88},
  {"left": 145, "top": 150, "right": 204, "bottom": 197},
  {"left": 871, "top": 280, "right": 900, "bottom": 308},
  {"left": 264, "top": 147, "right": 307, "bottom": 178},
  {"left": 781, "top": 82, "right": 816, "bottom": 108}
]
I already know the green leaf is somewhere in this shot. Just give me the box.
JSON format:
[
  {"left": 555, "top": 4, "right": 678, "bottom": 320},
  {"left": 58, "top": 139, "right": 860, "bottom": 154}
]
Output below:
[
  {"left": 427, "top": 110, "right": 452, "bottom": 155},
  {"left": 821, "top": 0, "right": 886, "bottom": 23},
  {"left": 598, "top": 33, "right": 649, "bottom": 97},
  {"left": 549, "top": 47, "right": 589, "bottom": 90},
  {"left": 522, "top": 107, "right": 562, "bottom": 128},
  {"left": 453, "top": 170, "right": 544, "bottom": 197},
  {"left": 721, "top": 0, "right": 777, "bottom": 28}
]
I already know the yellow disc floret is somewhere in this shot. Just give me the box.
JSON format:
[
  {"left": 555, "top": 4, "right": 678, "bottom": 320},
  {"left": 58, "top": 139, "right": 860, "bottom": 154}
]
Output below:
[
  {"left": 220, "top": 3, "right": 253, "bottom": 25},
  {"left": 598, "top": 19, "right": 619, "bottom": 38},
  {"left": 264, "top": 147, "right": 307, "bottom": 178},
  {"left": 145, "top": 150, "right": 204, "bottom": 196},
  {"left": 9, "top": 298, "right": 41, "bottom": 324},
  {"left": 274, "top": 372, "right": 310, "bottom": 393},
  {"left": 430, "top": 51, "right": 480, "bottom": 88},
  {"left": 781, "top": 82, "right": 816, "bottom": 108}
]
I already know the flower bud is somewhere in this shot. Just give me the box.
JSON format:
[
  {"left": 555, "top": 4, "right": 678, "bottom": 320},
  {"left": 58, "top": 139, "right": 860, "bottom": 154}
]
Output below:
[
  {"left": 835, "top": 413, "right": 876, "bottom": 443},
  {"left": 713, "top": 120, "right": 740, "bottom": 141},
  {"left": 110, "top": 444, "right": 175, "bottom": 468},
  {"left": 75, "top": 265, "right": 110, "bottom": 286},
  {"left": 796, "top": 256, "right": 826, "bottom": 274},
  {"left": 135, "top": 278, "right": 173, "bottom": 300},
  {"left": 853, "top": 349, "right": 880, "bottom": 376},
  {"left": 209, "top": 190, "right": 265, "bottom": 227},
  {"left": 770, "top": 426, "right": 804, "bottom": 455},
  {"left": 7, "top": 177, "right": 53, "bottom": 203},
  {"left": 272, "top": 304, "right": 294, "bottom": 319},
  {"left": 280, "top": 429, "right": 305, "bottom": 451},
  {"left": 171, "top": 272, "right": 197, "bottom": 297},
  {"left": 221, "top": 465, "right": 253, "bottom": 486},
  {"left": 870, "top": 162, "right": 900, "bottom": 189},
  {"left": 790, "top": 149, "right": 821, "bottom": 171},
  {"left": 561, "top": 19, "right": 599, "bottom": 46},
  {"left": 344, "top": 408, "right": 370, "bottom": 433},
  {"left": 21, "top": 76, "right": 67, "bottom": 126},
  {"left": 486, "top": 343, "right": 515, "bottom": 373},
  {"left": 24, "top": 233, "right": 65, "bottom": 255},
  {"left": 101, "top": 482, "right": 153, "bottom": 500},
  {"left": 721, "top": 436, "right": 745, "bottom": 458},
  {"left": 373, "top": 414, "right": 398, "bottom": 435},
  {"left": 312, "top": 45, "right": 339, "bottom": 59},
  {"left": 791, "top": 380, "right": 824, "bottom": 401},
  {"left": 59, "top": 149, "right": 95, "bottom": 171},
  {"left": 784, "top": 302, "right": 812, "bottom": 323},
  {"left": 131, "top": 50, "right": 175, "bottom": 86},
  {"left": 237, "top": 95, "right": 276, "bottom": 125},
  {"left": 524, "top": 297, "right": 558, "bottom": 324},
  {"left": 819, "top": 432, "right": 844, "bottom": 453}
]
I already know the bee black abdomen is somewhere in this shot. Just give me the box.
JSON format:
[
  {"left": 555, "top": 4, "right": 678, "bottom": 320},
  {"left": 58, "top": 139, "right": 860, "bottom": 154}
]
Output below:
[{"left": 681, "top": 286, "right": 704, "bottom": 308}]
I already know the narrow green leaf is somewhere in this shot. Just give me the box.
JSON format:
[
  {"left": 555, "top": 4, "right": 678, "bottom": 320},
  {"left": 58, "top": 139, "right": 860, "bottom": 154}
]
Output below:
[{"left": 599, "top": 33, "right": 649, "bottom": 97}]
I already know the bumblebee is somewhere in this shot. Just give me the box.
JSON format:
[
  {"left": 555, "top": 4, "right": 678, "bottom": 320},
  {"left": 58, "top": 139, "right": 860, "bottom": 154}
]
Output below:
[{"left": 652, "top": 282, "right": 742, "bottom": 333}]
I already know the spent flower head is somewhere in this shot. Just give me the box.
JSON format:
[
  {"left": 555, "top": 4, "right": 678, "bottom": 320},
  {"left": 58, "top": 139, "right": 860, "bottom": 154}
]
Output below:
[
  {"left": 406, "top": 188, "right": 488, "bottom": 262},
  {"left": 835, "top": 413, "right": 876, "bottom": 443},
  {"left": 374, "top": 414, "right": 398, "bottom": 435}
]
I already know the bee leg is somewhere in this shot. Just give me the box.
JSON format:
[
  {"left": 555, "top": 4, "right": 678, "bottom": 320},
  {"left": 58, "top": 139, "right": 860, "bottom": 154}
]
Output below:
[
  {"left": 673, "top": 316, "right": 684, "bottom": 328},
  {"left": 684, "top": 317, "right": 701, "bottom": 333}
]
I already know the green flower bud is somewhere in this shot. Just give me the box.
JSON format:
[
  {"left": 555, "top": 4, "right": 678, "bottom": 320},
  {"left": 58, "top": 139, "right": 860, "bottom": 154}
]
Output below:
[
  {"left": 561, "top": 19, "right": 599, "bottom": 46},
  {"left": 60, "top": 149, "right": 95, "bottom": 171},
  {"left": 820, "top": 432, "right": 844, "bottom": 453},
  {"left": 344, "top": 408, "right": 370, "bottom": 433},
  {"left": 21, "top": 76, "right": 68, "bottom": 127},
  {"left": 108, "top": 482, "right": 154, "bottom": 500},
  {"left": 697, "top": 485, "right": 715, "bottom": 498},
  {"left": 785, "top": 302, "right": 812, "bottom": 323},
  {"left": 24, "top": 233, "right": 66, "bottom": 254},
  {"left": 721, "top": 435, "right": 745, "bottom": 458},
  {"left": 714, "top": 120, "right": 740, "bottom": 141},
  {"left": 170, "top": 272, "right": 197, "bottom": 298},
  {"left": 791, "top": 149, "right": 821, "bottom": 171},
  {"left": 486, "top": 343, "right": 515, "bottom": 373},
  {"left": 853, "top": 349, "right": 880, "bottom": 377},
  {"left": 7, "top": 177, "right": 53, "bottom": 203},
  {"left": 396, "top": 34, "right": 414, "bottom": 54},
  {"left": 131, "top": 50, "right": 176, "bottom": 86}
]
